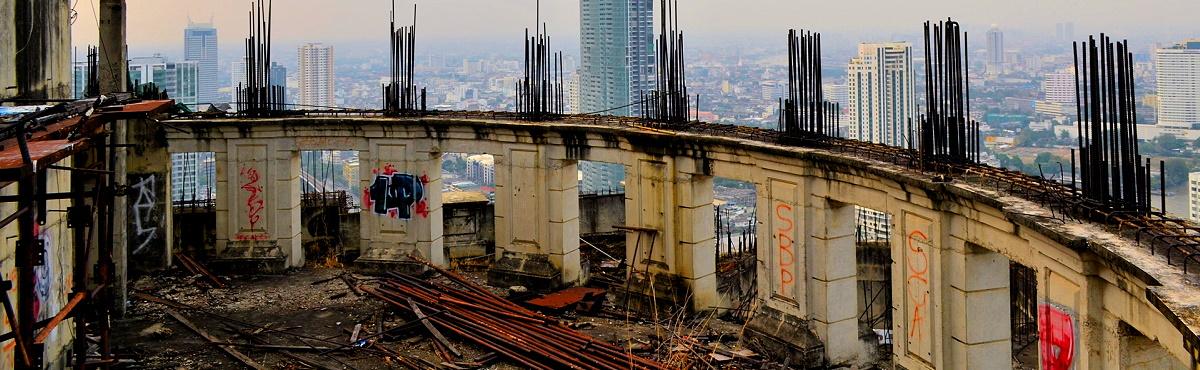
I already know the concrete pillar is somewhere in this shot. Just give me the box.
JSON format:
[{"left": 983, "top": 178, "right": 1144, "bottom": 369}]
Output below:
[
  {"left": 672, "top": 159, "right": 717, "bottom": 312},
  {"left": 491, "top": 146, "right": 580, "bottom": 289},
  {"left": 98, "top": 0, "right": 126, "bottom": 94},
  {"left": 945, "top": 240, "right": 1011, "bottom": 370},
  {"left": 216, "top": 140, "right": 302, "bottom": 269},
  {"left": 806, "top": 197, "right": 859, "bottom": 364},
  {"left": 357, "top": 140, "right": 443, "bottom": 271},
  {"left": 124, "top": 117, "right": 173, "bottom": 272}
]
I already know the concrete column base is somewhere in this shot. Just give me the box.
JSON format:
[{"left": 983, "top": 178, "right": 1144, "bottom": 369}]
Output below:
[
  {"left": 610, "top": 272, "right": 691, "bottom": 314},
  {"left": 213, "top": 241, "right": 288, "bottom": 272},
  {"left": 742, "top": 304, "right": 827, "bottom": 366},
  {"left": 487, "top": 251, "right": 563, "bottom": 290}
]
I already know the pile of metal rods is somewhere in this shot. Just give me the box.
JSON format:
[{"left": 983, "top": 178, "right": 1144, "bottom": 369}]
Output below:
[
  {"left": 1072, "top": 34, "right": 1156, "bottom": 214},
  {"left": 236, "top": 0, "right": 285, "bottom": 116},
  {"left": 641, "top": 0, "right": 691, "bottom": 125},
  {"left": 360, "top": 265, "right": 668, "bottom": 370},
  {"left": 918, "top": 18, "right": 979, "bottom": 166},
  {"left": 382, "top": 1, "right": 425, "bottom": 115},
  {"left": 778, "top": 29, "right": 839, "bottom": 137}
]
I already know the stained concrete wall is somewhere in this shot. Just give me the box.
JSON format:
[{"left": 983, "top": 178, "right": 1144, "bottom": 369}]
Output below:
[
  {"left": 1, "top": 0, "right": 72, "bottom": 100},
  {"left": 579, "top": 193, "right": 624, "bottom": 235},
  {"left": 163, "top": 116, "right": 1200, "bottom": 369}
]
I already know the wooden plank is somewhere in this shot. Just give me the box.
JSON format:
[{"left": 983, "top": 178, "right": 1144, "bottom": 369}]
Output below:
[
  {"left": 406, "top": 297, "right": 461, "bottom": 358},
  {"left": 163, "top": 308, "right": 269, "bottom": 370}
]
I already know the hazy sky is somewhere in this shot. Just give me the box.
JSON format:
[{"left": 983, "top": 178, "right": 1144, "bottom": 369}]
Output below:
[{"left": 71, "top": 0, "right": 1200, "bottom": 57}]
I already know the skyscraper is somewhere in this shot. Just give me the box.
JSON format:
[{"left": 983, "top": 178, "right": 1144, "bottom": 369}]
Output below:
[
  {"left": 232, "top": 58, "right": 288, "bottom": 105},
  {"left": 298, "top": 43, "right": 335, "bottom": 108},
  {"left": 1155, "top": 39, "right": 1200, "bottom": 128},
  {"left": 846, "top": 42, "right": 915, "bottom": 147},
  {"left": 184, "top": 20, "right": 219, "bottom": 106},
  {"left": 986, "top": 25, "right": 1004, "bottom": 72},
  {"left": 128, "top": 55, "right": 199, "bottom": 108},
  {"left": 1055, "top": 22, "right": 1075, "bottom": 43},
  {"left": 579, "top": 0, "right": 654, "bottom": 116}
]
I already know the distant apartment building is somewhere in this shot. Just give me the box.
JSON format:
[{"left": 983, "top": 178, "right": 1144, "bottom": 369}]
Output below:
[
  {"left": 986, "top": 26, "right": 1004, "bottom": 72},
  {"left": 184, "top": 20, "right": 219, "bottom": 106},
  {"left": 298, "top": 43, "right": 335, "bottom": 108},
  {"left": 822, "top": 83, "right": 849, "bottom": 108},
  {"left": 1156, "top": 40, "right": 1200, "bottom": 128},
  {"left": 1190, "top": 172, "right": 1200, "bottom": 223},
  {"left": 231, "top": 58, "right": 288, "bottom": 105},
  {"left": 579, "top": 0, "right": 654, "bottom": 116},
  {"left": 128, "top": 55, "right": 199, "bottom": 108},
  {"left": 846, "top": 42, "right": 915, "bottom": 147},
  {"left": 566, "top": 73, "right": 582, "bottom": 114},
  {"left": 465, "top": 155, "right": 495, "bottom": 187},
  {"left": 1042, "top": 70, "right": 1076, "bottom": 105}
]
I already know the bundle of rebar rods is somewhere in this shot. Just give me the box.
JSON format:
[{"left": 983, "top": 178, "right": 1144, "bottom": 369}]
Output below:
[
  {"left": 779, "top": 29, "right": 839, "bottom": 138},
  {"left": 516, "top": 2, "right": 565, "bottom": 121},
  {"left": 236, "top": 0, "right": 284, "bottom": 116},
  {"left": 383, "top": 1, "right": 425, "bottom": 115},
  {"left": 641, "top": 0, "right": 691, "bottom": 125},
  {"left": 84, "top": 46, "right": 99, "bottom": 99},
  {"left": 1072, "top": 34, "right": 1157, "bottom": 214},
  {"left": 360, "top": 266, "right": 668, "bottom": 370},
  {"left": 918, "top": 18, "right": 979, "bottom": 167}
]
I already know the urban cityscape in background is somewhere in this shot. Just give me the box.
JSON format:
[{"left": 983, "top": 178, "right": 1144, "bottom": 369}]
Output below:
[{"left": 72, "top": 1, "right": 1199, "bottom": 239}]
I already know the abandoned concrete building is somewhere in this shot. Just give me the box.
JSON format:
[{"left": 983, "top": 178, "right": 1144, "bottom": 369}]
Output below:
[{"left": 4, "top": 1, "right": 1200, "bottom": 369}]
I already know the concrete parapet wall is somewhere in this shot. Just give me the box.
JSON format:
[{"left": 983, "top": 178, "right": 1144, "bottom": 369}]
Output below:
[{"left": 162, "top": 116, "right": 1200, "bottom": 369}]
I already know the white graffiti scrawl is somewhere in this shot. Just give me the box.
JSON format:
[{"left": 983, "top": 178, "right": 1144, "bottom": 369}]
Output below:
[{"left": 131, "top": 175, "right": 158, "bottom": 255}]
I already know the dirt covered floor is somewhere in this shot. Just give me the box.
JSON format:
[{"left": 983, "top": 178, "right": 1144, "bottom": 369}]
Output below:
[{"left": 112, "top": 264, "right": 767, "bottom": 369}]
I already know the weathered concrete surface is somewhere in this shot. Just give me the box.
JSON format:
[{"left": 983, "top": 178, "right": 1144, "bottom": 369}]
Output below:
[
  {"left": 579, "top": 193, "right": 624, "bottom": 235},
  {"left": 2, "top": 0, "right": 72, "bottom": 100},
  {"left": 163, "top": 115, "right": 1200, "bottom": 369}
]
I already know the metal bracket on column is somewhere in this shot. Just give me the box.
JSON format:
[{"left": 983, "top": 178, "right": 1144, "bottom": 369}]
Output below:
[
  {"left": 18, "top": 239, "right": 46, "bottom": 267},
  {"left": 67, "top": 205, "right": 93, "bottom": 228}
]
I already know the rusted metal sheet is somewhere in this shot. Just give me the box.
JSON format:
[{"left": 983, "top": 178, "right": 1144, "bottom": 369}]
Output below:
[
  {"left": 524, "top": 287, "right": 607, "bottom": 313},
  {"left": 0, "top": 140, "right": 87, "bottom": 177}
]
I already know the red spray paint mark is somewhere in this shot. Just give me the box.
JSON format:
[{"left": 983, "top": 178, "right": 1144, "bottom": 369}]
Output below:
[
  {"left": 415, "top": 200, "right": 429, "bottom": 218},
  {"left": 1039, "top": 304, "right": 1076, "bottom": 370},
  {"left": 774, "top": 203, "right": 795, "bottom": 295},
  {"left": 906, "top": 230, "right": 930, "bottom": 341},
  {"left": 240, "top": 167, "right": 265, "bottom": 229}
]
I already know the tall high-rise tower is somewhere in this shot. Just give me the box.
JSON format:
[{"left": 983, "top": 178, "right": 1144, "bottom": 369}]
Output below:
[
  {"left": 579, "top": 0, "right": 654, "bottom": 116},
  {"left": 184, "top": 20, "right": 219, "bottom": 106},
  {"left": 1155, "top": 39, "right": 1200, "bottom": 128},
  {"left": 986, "top": 25, "right": 1004, "bottom": 71},
  {"left": 298, "top": 43, "right": 335, "bottom": 108},
  {"left": 846, "top": 42, "right": 915, "bottom": 147}
]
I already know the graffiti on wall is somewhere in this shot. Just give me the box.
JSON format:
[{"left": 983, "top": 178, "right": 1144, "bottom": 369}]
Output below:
[
  {"left": 131, "top": 174, "right": 159, "bottom": 255},
  {"left": 1039, "top": 303, "right": 1076, "bottom": 370},
  {"left": 363, "top": 163, "right": 429, "bottom": 219},
  {"left": 240, "top": 166, "right": 265, "bottom": 229},
  {"left": 904, "top": 213, "right": 934, "bottom": 362},
  {"left": 774, "top": 202, "right": 796, "bottom": 298}
]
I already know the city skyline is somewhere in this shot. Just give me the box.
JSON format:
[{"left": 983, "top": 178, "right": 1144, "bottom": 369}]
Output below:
[{"left": 70, "top": 1, "right": 1200, "bottom": 56}]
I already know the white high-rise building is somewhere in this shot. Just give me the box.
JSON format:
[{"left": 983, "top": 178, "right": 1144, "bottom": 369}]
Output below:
[
  {"left": 1155, "top": 40, "right": 1200, "bottom": 128},
  {"left": 1042, "top": 70, "right": 1076, "bottom": 105},
  {"left": 579, "top": 0, "right": 654, "bottom": 116},
  {"left": 847, "top": 42, "right": 915, "bottom": 147},
  {"left": 1190, "top": 172, "right": 1200, "bottom": 223},
  {"left": 566, "top": 73, "right": 582, "bottom": 114},
  {"left": 298, "top": 43, "right": 335, "bottom": 109},
  {"left": 184, "top": 20, "right": 219, "bottom": 106}
]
